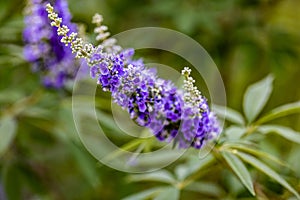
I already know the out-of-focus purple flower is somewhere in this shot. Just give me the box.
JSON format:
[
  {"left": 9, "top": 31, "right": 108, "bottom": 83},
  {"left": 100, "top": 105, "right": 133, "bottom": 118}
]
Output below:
[{"left": 23, "top": 0, "right": 80, "bottom": 88}]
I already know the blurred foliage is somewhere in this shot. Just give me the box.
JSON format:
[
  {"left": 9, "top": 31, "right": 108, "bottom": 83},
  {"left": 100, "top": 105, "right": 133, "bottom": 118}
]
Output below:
[{"left": 1, "top": 0, "right": 300, "bottom": 199}]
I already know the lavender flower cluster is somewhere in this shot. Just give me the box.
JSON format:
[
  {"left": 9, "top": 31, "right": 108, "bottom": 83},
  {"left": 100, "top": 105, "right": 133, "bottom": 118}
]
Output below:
[
  {"left": 46, "top": 3, "right": 220, "bottom": 149},
  {"left": 23, "top": 0, "right": 79, "bottom": 88}
]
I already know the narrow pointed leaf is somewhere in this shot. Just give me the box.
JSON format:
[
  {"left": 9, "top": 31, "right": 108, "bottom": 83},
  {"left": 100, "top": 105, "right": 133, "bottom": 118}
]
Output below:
[
  {"left": 213, "top": 105, "right": 245, "bottom": 125},
  {"left": 258, "top": 125, "right": 300, "bottom": 144},
  {"left": 184, "top": 181, "right": 225, "bottom": 197},
  {"left": 0, "top": 116, "right": 17, "bottom": 156},
  {"left": 127, "top": 170, "right": 176, "bottom": 184},
  {"left": 225, "top": 126, "right": 247, "bottom": 140},
  {"left": 154, "top": 187, "right": 179, "bottom": 200},
  {"left": 122, "top": 187, "right": 164, "bottom": 200},
  {"left": 174, "top": 154, "right": 214, "bottom": 181},
  {"left": 2, "top": 163, "right": 22, "bottom": 200},
  {"left": 256, "top": 101, "right": 300, "bottom": 125},
  {"left": 236, "top": 152, "right": 300, "bottom": 199},
  {"left": 243, "top": 75, "right": 274, "bottom": 123},
  {"left": 68, "top": 142, "right": 100, "bottom": 188},
  {"left": 224, "top": 143, "right": 289, "bottom": 168},
  {"left": 222, "top": 152, "right": 255, "bottom": 196}
]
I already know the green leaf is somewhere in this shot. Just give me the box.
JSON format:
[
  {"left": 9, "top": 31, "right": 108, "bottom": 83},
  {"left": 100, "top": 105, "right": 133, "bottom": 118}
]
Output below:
[
  {"left": 2, "top": 162, "right": 22, "bottom": 200},
  {"left": 184, "top": 181, "right": 224, "bottom": 197},
  {"left": 213, "top": 105, "right": 245, "bottom": 125},
  {"left": 258, "top": 125, "right": 300, "bottom": 144},
  {"left": 68, "top": 142, "right": 100, "bottom": 188},
  {"left": 225, "top": 126, "right": 247, "bottom": 140},
  {"left": 19, "top": 168, "right": 47, "bottom": 195},
  {"left": 134, "top": 150, "right": 184, "bottom": 167},
  {"left": 53, "top": 104, "right": 80, "bottom": 142},
  {"left": 287, "top": 146, "right": 300, "bottom": 177},
  {"left": 243, "top": 75, "right": 274, "bottom": 123},
  {"left": 96, "top": 110, "right": 124, "bottom": 135},
  {"left": 122, "top": 187, "right": 164, "bottom": 200},
  {"left": 21, "top": 107, "right": 51, "bottom": 119},
  {"left": 0, "top": 89, "right": 23, "bottom": 103},
  {"left": 105, "top": 138, "right": 145, "bottom": 161},
  {"left": 0, "top": 116, "right": 17, "bottom": 156},
  {"left": 236, "top": 152, "right": 300, "bottom": 199},
  {"left": 127, "top": 170, "right": 176, "bottom": 184},
  {"left": 223, "top": 143, "right": 289, "bottom": 168},
  {"left": 255, "top": 101, "right": 300, "bottom": 125},
  {"left": 154, "top": 187, "right": 179, "bottom": 200},
  {"left": 223, "top": 170, "right": 245, "bottom": 195},
  {"left": 221, "top": 152, "right": 255, "bottom": 196},
  {"left": 174, "top": 154, "right": 214, "bottom": 181},
  {"left": 174, "top": 165, "right": 189, "bottom": 182}
]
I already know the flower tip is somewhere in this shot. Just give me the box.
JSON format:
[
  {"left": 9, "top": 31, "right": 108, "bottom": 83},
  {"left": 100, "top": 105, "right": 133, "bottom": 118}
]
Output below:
[
  {"left": 181, "top": 67, "right": 191, "bottom": 77},
  {"left": 92, "top": 13, "right": 103, "bottom": 24},
  {"left": 46, "top": 3, "right": 53, "bottom": 11}
]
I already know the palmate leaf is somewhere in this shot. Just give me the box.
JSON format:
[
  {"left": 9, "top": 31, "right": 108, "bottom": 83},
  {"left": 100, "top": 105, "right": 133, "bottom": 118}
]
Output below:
[
  {"left": 258, "top": 125, "right": 300, "bottom": 144},
  {"left": 243, "top": 75, "right": 274, "bottom": 123},
  {"left": 221, "top": 151, "right": 255, "bottom": 196},
  {"left": 236, "top": 152, "right": 300, "bottom": 199}
]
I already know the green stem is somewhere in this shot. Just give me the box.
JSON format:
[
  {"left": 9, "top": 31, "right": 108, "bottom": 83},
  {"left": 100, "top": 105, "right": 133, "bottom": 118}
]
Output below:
[
  {"left": 241, "top": 125, "right": 258, "bottom": 138},
  {"left": 2, "top": 89, "right": 43, "bottom": 118}
]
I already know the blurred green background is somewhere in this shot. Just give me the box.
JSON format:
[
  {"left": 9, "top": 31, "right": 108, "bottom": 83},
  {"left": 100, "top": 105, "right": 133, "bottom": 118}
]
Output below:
[{"left": 0, "top": 0, "right": 300, "bottom": 199}]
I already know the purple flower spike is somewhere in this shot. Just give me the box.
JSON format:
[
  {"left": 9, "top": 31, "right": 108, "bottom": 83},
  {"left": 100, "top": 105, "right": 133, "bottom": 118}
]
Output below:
[{"left": 46, "top": 3, "right": 221, "bottom": 149}]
